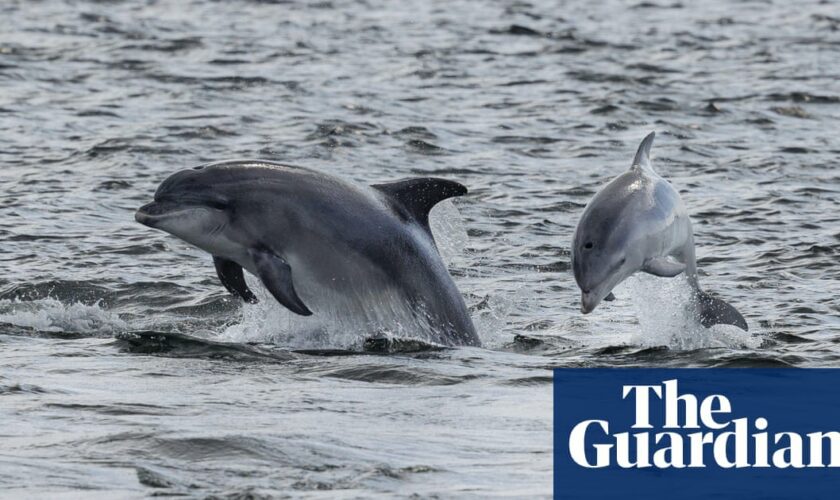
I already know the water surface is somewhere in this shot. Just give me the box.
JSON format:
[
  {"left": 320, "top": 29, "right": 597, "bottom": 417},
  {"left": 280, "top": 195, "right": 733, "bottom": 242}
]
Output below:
[{"left": 1, "top": 0, "right": 839, "bottom": 497}]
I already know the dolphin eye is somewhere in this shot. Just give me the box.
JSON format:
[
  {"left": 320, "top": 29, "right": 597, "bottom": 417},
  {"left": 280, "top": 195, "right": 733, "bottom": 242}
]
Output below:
[
  {"left": 584, "top": 242, "right": 594, "bottom": 250},
  {"left": 206, "top": 200, "right": 228, "bottom": 210}
]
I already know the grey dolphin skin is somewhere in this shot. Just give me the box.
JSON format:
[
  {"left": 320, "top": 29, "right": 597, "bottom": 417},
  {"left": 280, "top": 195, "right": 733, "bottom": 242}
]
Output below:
[
  {"left": 571, "top": 132, "right": 748, "bottom": 331},
  {"left": 135, "top": 160, "right": 480, "bottom": 347}
]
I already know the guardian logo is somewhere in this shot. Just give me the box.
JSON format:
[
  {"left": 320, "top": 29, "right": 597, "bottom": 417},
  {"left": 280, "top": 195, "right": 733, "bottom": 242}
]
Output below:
[
  {"left": 554, "top": 369, "right": 840, "bottom": 500},
  {"left": 568, "top": 379, "right": 839, "bottom": 469}
]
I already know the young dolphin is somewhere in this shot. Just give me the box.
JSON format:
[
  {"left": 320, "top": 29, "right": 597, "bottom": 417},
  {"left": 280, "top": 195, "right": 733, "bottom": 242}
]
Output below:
[
  {"left": 571, "top": 132, "right": 748, "bottom": 331},
  {"left": 135, "top": 160, "right": 480, "bottom": 346}
]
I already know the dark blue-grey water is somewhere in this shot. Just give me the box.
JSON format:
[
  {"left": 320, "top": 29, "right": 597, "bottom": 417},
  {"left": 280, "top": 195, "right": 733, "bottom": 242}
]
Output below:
[{"left": 1, "top": 0, "right": 839, "bottom": 497}]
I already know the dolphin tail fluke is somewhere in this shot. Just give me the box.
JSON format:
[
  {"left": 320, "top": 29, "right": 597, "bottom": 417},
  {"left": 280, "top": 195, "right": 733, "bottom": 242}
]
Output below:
[
  {"left": 632, "top": 131, "right": 656, "bottom": 171},
  {"left": 694, "top": 290, "right": 748, "bottom": 331}
]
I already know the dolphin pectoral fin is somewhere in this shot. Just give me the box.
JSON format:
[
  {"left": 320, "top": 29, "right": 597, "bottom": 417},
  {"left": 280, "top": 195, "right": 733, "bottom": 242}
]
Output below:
[
  {"left": 695, "top": 290, "right": 748, "bottom": 331},
  {"left": 249, "top": 250, "right": 312, "bottom": 316},
  {"left": 643, "top": 257, "right": 686, "bottom": 277},
  {"left": 604, "top": 292, "right": 616, "bottom": 302},
  {"left": 213, "top": 257, "right": 259, "bottom": 304},
  {"left": 371, "top": 178, "right": 468, "bottom": 228}
]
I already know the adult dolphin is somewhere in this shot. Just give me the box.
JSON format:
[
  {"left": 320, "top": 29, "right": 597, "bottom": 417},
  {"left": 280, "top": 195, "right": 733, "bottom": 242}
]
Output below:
[
  {"left": 135, "top": 160, "right": 480, "bottom": 346},
  {"left": 571, "top": 132, "right": 748, "bottom": 331}
]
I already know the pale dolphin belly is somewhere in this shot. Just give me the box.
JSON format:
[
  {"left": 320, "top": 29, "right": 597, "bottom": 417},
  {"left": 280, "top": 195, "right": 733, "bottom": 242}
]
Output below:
[{"left": 638, "top": 177, "right": 694, "bottom": 264}]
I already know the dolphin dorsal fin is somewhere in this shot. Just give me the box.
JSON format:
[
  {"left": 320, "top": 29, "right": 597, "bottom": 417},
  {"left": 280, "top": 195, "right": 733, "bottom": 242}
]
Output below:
[
  {"left": 631, "top": 132, "right": 656, "bottom": 173},
  {"left": 372, "top": 177, "right": 467, "bottom": 227}
]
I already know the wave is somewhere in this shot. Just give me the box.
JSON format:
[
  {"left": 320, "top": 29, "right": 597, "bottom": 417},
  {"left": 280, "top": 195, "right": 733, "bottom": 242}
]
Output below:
[{"left": 0, "top": 298, "right": 127, "bottom": 335}]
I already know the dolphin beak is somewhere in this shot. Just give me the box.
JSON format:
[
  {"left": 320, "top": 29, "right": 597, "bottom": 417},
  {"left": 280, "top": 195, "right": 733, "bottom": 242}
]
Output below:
[
  {"left": 135, "top": 201, "right": 177, "bottom": 227},
  {"left": 135, "top": 202, "right": 156, "bottom": 227},
  {"left": 580, "top": 292, "right": 600, "bottom": 314}
]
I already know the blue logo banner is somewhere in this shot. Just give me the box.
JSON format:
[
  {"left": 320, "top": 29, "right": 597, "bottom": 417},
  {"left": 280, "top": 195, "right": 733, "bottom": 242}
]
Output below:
[{"left": 554, "top": 369, "right": 840, "bottom": 500}]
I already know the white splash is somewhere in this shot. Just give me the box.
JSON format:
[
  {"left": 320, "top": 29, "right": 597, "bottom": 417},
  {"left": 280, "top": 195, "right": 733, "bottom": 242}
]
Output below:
[
  {"left": 621, "top": 274, "right": 760, "bottom": 350},
  {"left": 220, "top": 281, "right": 451, "bottom": 350},
  {"left": 218, "top": 280, "right": 373, "bottom": 349},
  {"left": 432, "top": 199, "right": 519, "bottom": 347},
  {"left": 0, "top": 298, "right": 127, "bottom": 334},
  {"left": 429, "top": 199, "right": 469, "bottom": 268}
]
